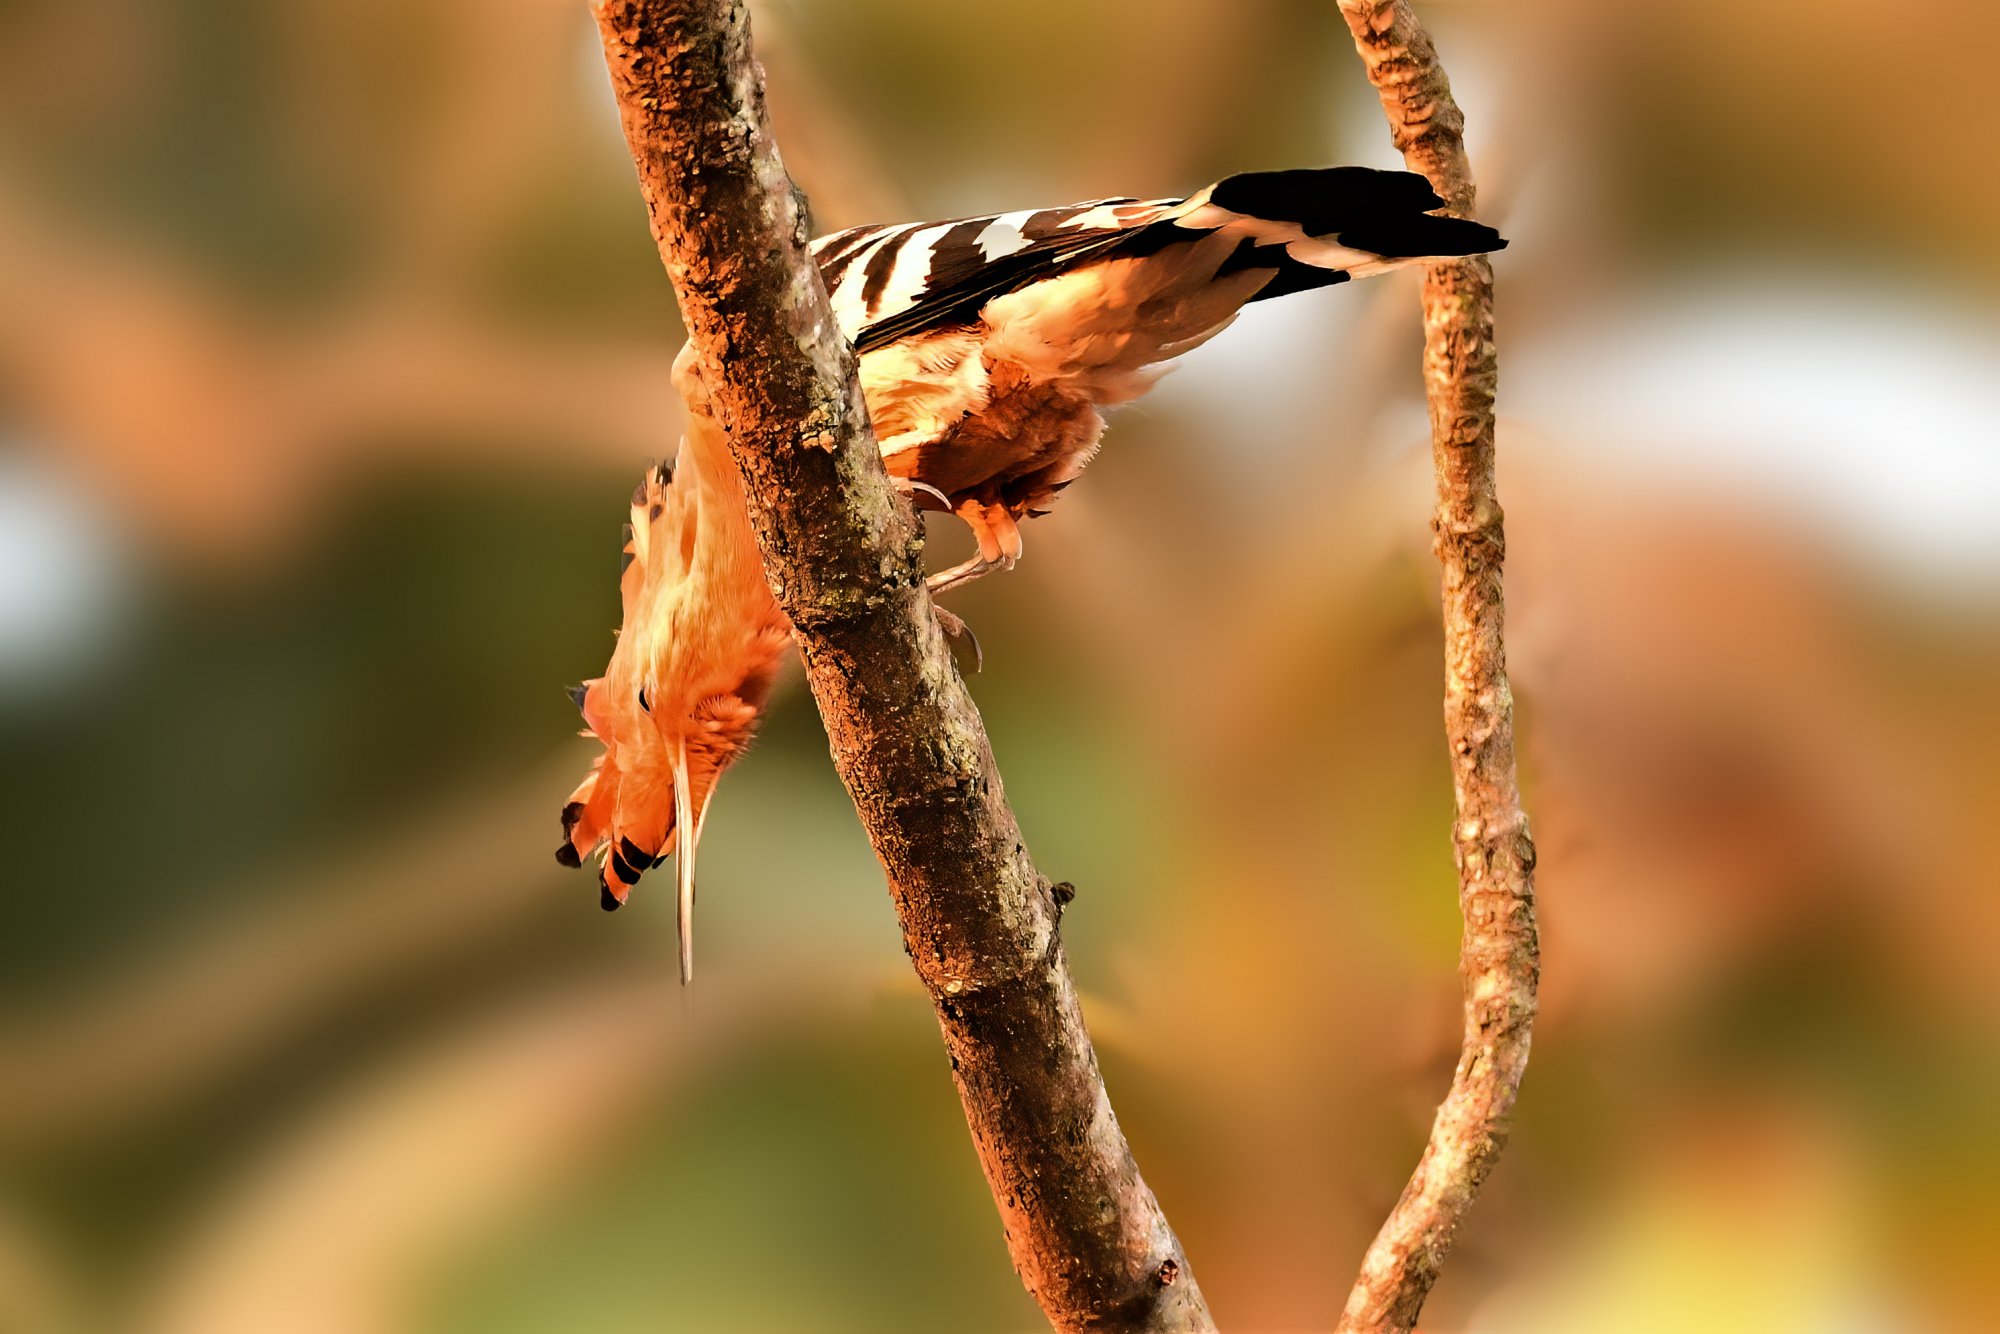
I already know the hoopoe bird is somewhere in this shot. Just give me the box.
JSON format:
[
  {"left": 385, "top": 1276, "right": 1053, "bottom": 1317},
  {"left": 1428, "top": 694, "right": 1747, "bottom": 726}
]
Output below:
[{"left": 559, "top": 166, "right": 1505, "bottom": 977}]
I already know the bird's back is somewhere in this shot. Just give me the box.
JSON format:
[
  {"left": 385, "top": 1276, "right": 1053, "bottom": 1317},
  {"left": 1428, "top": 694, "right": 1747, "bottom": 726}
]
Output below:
[{"left": 810, "top": 167, "right": 1505, "bottom": 530}]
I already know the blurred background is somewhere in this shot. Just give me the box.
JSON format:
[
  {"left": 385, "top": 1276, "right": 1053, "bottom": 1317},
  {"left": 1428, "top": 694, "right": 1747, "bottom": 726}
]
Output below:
[{"left": 2, "top": 0, "right": 1996, "bottom": 1330}]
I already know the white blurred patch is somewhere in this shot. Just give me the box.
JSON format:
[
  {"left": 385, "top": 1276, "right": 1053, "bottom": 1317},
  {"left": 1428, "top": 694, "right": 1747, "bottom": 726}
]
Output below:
[
  {"left": 1509, "top": 282, "right": 2000, "bottom": 590},
  {"left": 0, "top": 455, "right": 134, "bottom": 693},
  {"left": 1155, "top": 267, "right": 2000, "bottom": 596}
]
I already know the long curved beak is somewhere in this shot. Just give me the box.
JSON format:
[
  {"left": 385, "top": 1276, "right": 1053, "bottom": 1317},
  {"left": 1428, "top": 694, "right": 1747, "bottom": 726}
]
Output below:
[{"left": 673, "top": 739, "right": 699, "bottom": 985}]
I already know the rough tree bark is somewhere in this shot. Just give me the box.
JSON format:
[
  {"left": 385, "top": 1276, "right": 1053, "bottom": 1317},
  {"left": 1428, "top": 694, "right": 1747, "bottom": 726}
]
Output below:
[
  {"left": 1332, "top": 4, "right": 1541, "bottom": 1333},
  {"left": 587, "top": 3, "right": 1214, "bottom": 1330}
]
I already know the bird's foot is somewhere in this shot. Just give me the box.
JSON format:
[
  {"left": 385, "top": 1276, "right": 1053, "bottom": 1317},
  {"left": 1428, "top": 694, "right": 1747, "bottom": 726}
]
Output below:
[{"left": 925, "top": 553, "right": 1008, "bottom": 597}]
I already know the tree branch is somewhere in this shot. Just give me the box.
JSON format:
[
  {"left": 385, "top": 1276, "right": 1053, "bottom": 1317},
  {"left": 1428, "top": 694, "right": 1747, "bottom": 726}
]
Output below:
[
  {"left": 587, "top": 3, "right": 1214, "bottom": 1329},
  {"left": 1331, "top": 5, "right": 1541, "bottom": 1332}
]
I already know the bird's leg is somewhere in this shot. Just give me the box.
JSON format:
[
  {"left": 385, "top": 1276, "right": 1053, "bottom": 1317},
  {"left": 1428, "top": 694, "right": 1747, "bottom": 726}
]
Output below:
[
  {"left": 919, "top": 499, "right": 1020, "bottom": 673},
  {"left": 891, "top": 475, "right": 994, "bottom": 596},
  {"left": 926, "top": 500, "right": 1022, "bottom": 596}
]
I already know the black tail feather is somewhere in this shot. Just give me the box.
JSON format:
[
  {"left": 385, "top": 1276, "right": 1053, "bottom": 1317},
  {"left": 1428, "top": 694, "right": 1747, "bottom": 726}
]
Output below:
[
  {"left": 1207, "top": 167, "right": 1504, "bottom": 305},
  {"left": 1340, "top": 211, "right": 1505, "bottom": 260}
]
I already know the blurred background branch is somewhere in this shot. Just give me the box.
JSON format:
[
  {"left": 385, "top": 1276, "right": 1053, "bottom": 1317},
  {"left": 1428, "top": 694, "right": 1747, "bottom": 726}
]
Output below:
[{"left": 1330, "top": 3, "right": 1537, "bottom": 1331}]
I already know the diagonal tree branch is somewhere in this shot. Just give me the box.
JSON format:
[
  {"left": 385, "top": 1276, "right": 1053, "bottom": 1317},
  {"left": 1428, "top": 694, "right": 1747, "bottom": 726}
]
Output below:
[
  {"left": 587, "top": 2, "right": 1214, "bottom": 1330},
  {"left": 1331, "top": 4, "right": 1541, "bottom": 1332}
]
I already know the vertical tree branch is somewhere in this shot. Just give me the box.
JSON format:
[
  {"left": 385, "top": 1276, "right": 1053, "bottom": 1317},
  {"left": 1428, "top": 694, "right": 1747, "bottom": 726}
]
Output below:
[
  {"left": 1331, "top": 4, "right": 1541, "bottom": 1332},
  {"left": 586, "top": 3, "right": 1214, "bottom": 1330}
]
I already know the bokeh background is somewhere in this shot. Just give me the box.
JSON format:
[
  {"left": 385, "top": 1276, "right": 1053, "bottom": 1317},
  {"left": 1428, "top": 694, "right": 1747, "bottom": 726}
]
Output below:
[{"left": 3, "top": 0, "right": 1997, "bottom": 1330}]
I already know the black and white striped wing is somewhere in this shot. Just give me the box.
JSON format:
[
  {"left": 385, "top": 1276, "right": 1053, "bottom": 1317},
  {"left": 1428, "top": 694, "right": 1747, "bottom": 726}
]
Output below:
[
  {"left": 813, "top": 198, "right": 1181, "bottom": 354},
  {"left": 811, "top": 168, "right": 1505, "bottom": 355}
]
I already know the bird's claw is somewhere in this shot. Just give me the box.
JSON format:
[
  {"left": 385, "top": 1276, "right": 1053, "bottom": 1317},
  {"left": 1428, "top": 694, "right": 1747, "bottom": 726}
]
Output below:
[
  {"left": 931, "top": 604, "right": 983, "bottom": 674},
  {"left": 891, "top": 476, "right": 953, "bottom": 510}
]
